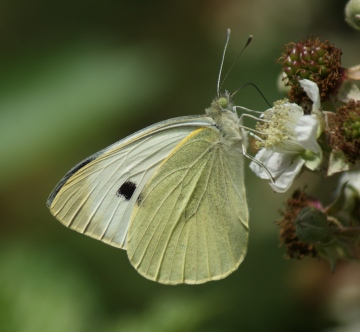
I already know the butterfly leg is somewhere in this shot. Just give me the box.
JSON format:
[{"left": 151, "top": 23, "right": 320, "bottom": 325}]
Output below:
[{"left": 241, "top": 143, "right": 275, "bottom": 183}]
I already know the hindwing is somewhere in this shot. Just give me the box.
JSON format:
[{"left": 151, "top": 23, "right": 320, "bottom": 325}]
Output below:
[{"left": 127, "top": 127, "right": 248, "bottom": 284}]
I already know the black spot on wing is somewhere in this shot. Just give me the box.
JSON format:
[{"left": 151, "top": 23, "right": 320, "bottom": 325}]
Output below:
[{"left": 117, "top": 180, "right": 137, "bottom": 200}]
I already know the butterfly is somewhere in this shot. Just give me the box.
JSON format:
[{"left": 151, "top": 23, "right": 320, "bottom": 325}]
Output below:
[{"left": 47, "top": 30, "right": 252, "bottom": 285}]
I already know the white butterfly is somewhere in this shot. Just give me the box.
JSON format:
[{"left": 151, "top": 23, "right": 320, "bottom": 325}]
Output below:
[{"left": 47, "top": 30, "right": 252, "bottom": 285}]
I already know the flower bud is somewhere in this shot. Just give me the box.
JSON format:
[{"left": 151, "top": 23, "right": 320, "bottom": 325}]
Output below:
[{"left": 295, "top": 206, "right": 331, "bottom": 244}]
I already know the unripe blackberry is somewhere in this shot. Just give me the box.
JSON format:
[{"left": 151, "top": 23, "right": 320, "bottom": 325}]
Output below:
[
  {"left": 330, "top": 100, "right": 360, "bottom": 164},
  {"left": 278, "top": 189, "right": 320, "bottom": 259},
  {"left": 279, "top": 37, "right": 344, "bottom": 105}
]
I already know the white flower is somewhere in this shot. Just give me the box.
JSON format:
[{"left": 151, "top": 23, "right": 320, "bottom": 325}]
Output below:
[{"left": 250, "top": 79, "right": 323, "bottom": 193}]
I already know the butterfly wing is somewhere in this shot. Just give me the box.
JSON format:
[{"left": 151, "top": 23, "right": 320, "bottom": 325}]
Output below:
[
  {"left": 47, "top": 116, "right": 215, "bottom": 249},
  {"left": 127, "top": 127, "right": 248, "bottom": 284}
]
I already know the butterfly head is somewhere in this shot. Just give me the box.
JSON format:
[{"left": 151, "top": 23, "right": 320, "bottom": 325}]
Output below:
[
  {"left": 208, "top": 90, "right": 234, "bottom": 115},
  {"left": 205, "top": 90, "right": 247, "bottom": 147}
]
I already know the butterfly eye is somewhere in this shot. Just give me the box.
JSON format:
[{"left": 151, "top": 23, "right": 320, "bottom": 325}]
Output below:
[
  {"left": 117, "top": 180, "right": 137, "bottom": 200},
  {"left": 217, "top": 97, "right": 228, "bottom": 108}
]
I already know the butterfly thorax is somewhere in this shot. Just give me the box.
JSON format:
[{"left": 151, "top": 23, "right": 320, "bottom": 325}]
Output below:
[{"left": 205, "top": 91, "right": 248, "bottom": 149}]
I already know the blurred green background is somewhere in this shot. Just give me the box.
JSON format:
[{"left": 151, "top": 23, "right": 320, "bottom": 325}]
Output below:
[{"left": 1, "top": 0, "right": 360, "bottom": 331}]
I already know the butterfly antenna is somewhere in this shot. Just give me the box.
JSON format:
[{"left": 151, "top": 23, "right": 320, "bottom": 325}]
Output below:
[
  {"left": 231, "top": 82, "right": 272, "bottom": 107},
  {"left": 217, "top": 28, "right": 231, "bottom": 97},
  {"left": 218, "top": 34, "right": 253, "bottom": 94}
]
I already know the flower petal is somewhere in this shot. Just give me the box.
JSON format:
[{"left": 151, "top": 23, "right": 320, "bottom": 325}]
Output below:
[
  {"left": 270, "top": 156, "right": 305, "bottom": 193},
  {"left": 250, "top": 149, "right": 305, "bottom": 192},
  {"left": 300, "top": 79, "right": 320, "bottom": 109},
  {"left": 249, "top": 149, "right": 273, "bottom": 179},
  {"left": 296, "top": 115, "right": 321, "bottom": 153},
  {"left": 250, "top": 149, "right": 288, "bottom": 179}
]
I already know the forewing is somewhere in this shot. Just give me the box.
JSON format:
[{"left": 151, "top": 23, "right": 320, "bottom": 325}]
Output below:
[
  {"left": 47, "top": 116, "right": 214, "bottom": 249},
  {"left": 127, "top": 127, "right": 248, "bottom": 284}
]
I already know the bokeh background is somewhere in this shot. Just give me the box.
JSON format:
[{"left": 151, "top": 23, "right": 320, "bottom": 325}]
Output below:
[{"left": 1, "top": 0, "right": 360, "bottom": 331}]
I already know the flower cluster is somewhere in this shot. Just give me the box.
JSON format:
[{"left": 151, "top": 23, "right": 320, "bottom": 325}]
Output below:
[{"left": 249, "top": 12, "right": 360, "bottom": 268}]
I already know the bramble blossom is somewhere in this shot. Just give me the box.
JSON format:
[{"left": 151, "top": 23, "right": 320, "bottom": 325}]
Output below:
[{"left": 250, "top": 79, "right": 323, "bottom": 192}]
